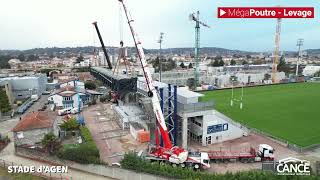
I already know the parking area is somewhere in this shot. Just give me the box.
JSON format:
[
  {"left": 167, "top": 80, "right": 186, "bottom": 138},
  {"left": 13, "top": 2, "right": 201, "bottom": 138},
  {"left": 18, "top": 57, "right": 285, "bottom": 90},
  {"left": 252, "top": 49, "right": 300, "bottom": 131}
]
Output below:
[{"left": 83, "top": 103, "right": 147, "bottom": 164}]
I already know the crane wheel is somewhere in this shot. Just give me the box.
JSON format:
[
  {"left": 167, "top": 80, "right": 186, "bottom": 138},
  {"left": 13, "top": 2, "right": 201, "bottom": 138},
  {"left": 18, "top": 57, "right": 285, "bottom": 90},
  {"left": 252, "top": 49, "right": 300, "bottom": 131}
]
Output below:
[
  {"left": 172, "top": 163, "right": 177, "bottom": 167},
  {"left": 194, "top": 164, "right": 199, "bottom": 169},
  {"left": 147, "top": 91, "right": 153, "bottom": 97},
  {"left": 180, "top": 163, "right": 186, "bottom": 168}
]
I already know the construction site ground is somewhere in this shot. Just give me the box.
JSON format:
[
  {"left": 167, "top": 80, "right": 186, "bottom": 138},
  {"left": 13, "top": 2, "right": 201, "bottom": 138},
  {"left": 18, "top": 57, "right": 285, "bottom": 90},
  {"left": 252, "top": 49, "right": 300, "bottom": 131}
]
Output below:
[
  {"left": 83, "top": 102, "right": 147, "bottom": 165},
  {"left": 190, "top": 133, "right": 320, "bottom": 173},
  {"left": 83, "top": 102, "right": 320, "bottom": 173}
]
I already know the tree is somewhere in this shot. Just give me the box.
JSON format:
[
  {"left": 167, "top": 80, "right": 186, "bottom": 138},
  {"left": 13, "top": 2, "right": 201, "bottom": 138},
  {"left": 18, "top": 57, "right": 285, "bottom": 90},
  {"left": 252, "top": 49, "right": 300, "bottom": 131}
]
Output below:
[
  {"left": 27, "top": 54, "right": 39, "bottom": 61},
  {"left": 214, "top": 55, "right": 222, "bottom": 61},
  {"left": 188, "top": 63, "right": 193, "bottom": 69},
  {"left": 277, "top": 55, "right": 286, "bottom": 71},
  {"left": 0, "top": 89, "right": 11, "bottom": 113},
  {"left": 230, "top": 59, "right": 236, "bottom": 65},
  {"left": 167, "top": 58, "right": 176, "bottom": 70},
  {"left": 264, "top": 73, "right": 271, "bottom": 80},
  {"left": 76, "top": 56, "right": 84, "bottom": 63},
  {"left": 187, "top": 78, "right": 195, "bottom": 89},
  {"left": 242, "top": 60, "right": 248, "bottom": 65},
  {"left": 179, "top": 62, "right": 186, "bottom": 68},
  {"left": 210, "top": 59, "right": 220, "bottom": 67},
  {"left": 85, "top": 81, "right": 96, "bottom": 90},
  {"left": 60, "top": 118, "right": 79, "bottom": 131},
  {"left": 41, "top": 133, "right": 61, "bottom": 155},
  {"left": 218, "top": 59, "right": 224, "bottom": 66},
  {"left": 18, "top": 54, "right": 25, "bottom": 61},
  {"left": 253, "top": 59, "right": 265, "bottom": 65},
  {"left": 0, "top": 55, "right": 11, "bottom": 69}
]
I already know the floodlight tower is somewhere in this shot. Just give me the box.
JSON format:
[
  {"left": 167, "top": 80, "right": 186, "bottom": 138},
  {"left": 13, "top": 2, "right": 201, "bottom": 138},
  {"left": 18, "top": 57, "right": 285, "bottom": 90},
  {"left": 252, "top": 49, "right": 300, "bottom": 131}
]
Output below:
[
  {"left": 158, "top": 32, "right": 164, "bottom": 82},
  {"left": 189, "top": 11, "right": 210, "bottom": 88},
  {"left": 296, "top": 38, "right": 304, "bottom": 76}
]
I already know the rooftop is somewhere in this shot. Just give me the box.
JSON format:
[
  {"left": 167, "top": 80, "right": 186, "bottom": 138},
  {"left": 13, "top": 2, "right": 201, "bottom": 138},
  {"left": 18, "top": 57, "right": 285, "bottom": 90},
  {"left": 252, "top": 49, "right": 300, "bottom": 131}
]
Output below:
[
  {"left": 12, "top": 111, "right": 57, "bottom": 132},
  {"left": 91, "top": 67, "right": 131, "bottom": 80}
]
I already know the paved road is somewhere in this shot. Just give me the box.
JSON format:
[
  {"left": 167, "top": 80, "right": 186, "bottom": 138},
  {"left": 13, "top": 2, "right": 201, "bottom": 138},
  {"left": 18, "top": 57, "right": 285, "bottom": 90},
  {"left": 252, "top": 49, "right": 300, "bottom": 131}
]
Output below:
[{"left": 25, "top": 94, "right": 49, "bottom": 115}]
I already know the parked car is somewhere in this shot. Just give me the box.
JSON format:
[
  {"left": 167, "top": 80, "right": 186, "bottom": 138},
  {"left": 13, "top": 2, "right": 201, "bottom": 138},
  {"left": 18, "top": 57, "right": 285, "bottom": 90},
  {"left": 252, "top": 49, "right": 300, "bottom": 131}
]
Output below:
[
  {"left": 38, "top": 105, "right": 47, "bottom": 111},
  {"left": 71, "top": 108, "right": 81, "bottom": 114},
  {"left": 58, "top": 107, "right": 80, "bottom": 116},
  {"left": 42, "top": 91, "right": 51, "bottom": 95},
  {"left": 31, "top": 94, "right": 39, "bottom": 101}
]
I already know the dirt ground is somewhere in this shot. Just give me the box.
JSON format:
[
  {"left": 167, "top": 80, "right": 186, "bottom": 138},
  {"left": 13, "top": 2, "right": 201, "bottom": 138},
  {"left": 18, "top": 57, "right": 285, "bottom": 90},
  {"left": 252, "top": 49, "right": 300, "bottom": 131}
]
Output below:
[
  {"left": 190, "top": 133, "right": 320, "bottom": 173},
  {"left": 188, "top": 133, "right": 298, "bottom": 173},
  {"left": 83, "top": 103, "right": 147, "bottom": 164}
]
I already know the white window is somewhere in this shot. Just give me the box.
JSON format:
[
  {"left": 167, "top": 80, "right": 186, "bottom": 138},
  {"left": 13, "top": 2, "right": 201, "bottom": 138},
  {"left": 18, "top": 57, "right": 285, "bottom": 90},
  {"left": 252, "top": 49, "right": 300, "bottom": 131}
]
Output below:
[
  {"left": 63, "top": 96, "right": 72, "bottom": 101},
  {"left": 17, "top": 132, "right": 24, "bottom": 139}
]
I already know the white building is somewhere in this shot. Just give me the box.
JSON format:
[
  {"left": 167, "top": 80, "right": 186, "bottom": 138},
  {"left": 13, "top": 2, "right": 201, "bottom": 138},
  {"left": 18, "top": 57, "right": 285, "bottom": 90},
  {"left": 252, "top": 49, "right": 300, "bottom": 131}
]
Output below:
[
  {"left": 48, "top": 86, "right": 84, "bottom": 109},
  {"left": 302, "top": 65, "right": 320, "bottom": 76},
  {"left": 59, "top": 79, "right": 85, "bottom": 90},
  {"left": 136, "top": 77, "right": 247, "bottom": 147}
]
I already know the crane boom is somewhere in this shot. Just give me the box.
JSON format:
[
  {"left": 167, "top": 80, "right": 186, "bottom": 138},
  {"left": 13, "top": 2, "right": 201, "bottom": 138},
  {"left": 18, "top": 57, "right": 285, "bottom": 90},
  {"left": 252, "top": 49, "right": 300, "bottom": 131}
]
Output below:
[
  {"left": 92, "top": 21, "right": 113, "bottom": 69},
  {"left": 118, "top": 0, "right": 172, "bottom": 149}
]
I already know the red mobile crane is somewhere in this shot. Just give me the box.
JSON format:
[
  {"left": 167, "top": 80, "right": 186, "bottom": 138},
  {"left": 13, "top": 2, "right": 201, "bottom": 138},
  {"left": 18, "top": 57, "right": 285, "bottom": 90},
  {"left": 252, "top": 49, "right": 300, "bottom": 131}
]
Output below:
[{"left": 118, "top": 0, "right": 210, "bottom": 169}]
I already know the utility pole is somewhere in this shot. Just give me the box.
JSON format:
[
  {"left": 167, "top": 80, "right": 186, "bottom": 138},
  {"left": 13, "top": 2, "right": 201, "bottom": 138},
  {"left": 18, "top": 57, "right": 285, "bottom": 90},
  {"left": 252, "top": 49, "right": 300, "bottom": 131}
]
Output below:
[
  {"left": 296, "top": 38, "right": 304, "bottom": 76},
  {"left": 158, "top": 32, "right": 164, "bottom": 82}
]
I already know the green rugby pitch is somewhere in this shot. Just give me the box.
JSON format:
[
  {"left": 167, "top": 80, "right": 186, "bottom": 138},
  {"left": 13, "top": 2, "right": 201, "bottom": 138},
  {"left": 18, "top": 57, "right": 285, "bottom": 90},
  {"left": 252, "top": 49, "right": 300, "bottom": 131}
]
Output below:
[{"left": 201, "top": 83, "right": 320, "bottom": 147}]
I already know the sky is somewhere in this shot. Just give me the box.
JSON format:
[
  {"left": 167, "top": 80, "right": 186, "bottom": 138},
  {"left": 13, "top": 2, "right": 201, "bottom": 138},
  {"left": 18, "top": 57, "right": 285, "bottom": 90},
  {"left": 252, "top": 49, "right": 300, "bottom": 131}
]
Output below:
[{"left": 0, "top": 0, "right": 319, "bottom": 51}]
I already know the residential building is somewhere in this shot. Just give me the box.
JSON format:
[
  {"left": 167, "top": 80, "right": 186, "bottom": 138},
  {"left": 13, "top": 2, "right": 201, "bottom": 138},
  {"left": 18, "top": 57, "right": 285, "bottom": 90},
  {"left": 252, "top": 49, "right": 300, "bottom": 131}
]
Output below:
[
  {"left": 48, "top": 85, "right": 102, "bottom": 109},
  {"left": 12, "top": 111, "right": 59, "bottom": 146}
]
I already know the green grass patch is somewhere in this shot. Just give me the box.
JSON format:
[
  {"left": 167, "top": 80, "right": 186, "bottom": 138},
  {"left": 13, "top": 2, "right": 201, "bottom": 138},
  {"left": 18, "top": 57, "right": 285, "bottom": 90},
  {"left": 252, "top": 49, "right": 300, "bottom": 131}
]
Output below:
[
  {"left": 58, "top": 126, "right": 100, "bottom": 164},
  {"left": 200, "top": 83, "right": 320, "bottom": 147},
  {"left": 0, "top": 166, "right": 45, "bottom": 180}
]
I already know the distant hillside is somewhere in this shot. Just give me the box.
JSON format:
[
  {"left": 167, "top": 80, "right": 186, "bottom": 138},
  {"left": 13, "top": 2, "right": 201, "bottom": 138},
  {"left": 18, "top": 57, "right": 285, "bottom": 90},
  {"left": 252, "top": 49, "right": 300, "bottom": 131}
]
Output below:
[
  {"left": 1, "top": 46, "right": 319, "bottom": 57},
  {"left": 0, "top": 46, "right": 255, "bottom": 57},
  {"left": 305, "top": 49, "right": 320, "bottom": 56},
  {"left": 146, "top": 47, "right": 255, "bottom": 56}
]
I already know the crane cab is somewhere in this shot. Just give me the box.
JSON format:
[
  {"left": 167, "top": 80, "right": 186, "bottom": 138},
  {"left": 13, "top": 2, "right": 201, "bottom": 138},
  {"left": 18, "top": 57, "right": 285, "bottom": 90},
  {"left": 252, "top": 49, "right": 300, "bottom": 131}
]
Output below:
[
  {"left": 258, "top": 144, "right": 274, "bottom": 160},
  {"left": 200, "top": 152, "right": 211, "bottom": 169}
]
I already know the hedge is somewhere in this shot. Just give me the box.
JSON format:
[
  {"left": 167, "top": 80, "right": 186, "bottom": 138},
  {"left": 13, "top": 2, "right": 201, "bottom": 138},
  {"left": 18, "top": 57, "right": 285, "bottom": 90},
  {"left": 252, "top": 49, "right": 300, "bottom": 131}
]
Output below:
[
  {"left": 121, "top": 153, "right": 319, "bottom": 180},
  {"left": 57, "top": 126, "right": 100, "bottom": 164}
]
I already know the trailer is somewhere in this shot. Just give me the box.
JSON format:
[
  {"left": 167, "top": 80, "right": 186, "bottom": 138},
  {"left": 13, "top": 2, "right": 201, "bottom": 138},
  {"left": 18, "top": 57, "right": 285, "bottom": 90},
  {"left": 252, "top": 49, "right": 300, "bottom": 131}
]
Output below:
[
  {"left": 207, "top": 144, "right": 274, "bottom": 163},
  {"left": 145, "top": 148, "right": 210, "bottom": 169}
]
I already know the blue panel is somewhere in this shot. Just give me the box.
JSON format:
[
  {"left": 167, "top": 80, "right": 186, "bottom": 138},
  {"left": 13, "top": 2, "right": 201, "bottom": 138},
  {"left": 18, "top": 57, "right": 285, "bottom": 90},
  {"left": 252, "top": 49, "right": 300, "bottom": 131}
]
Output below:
[{"left": 207, "top": 123, "right": 228, "bottom": 134}]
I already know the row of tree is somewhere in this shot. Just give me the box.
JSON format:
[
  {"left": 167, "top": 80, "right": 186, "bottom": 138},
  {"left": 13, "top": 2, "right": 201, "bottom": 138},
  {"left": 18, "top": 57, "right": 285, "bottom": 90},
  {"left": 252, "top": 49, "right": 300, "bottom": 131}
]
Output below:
[
  {"left": 0, "top": 89, "right": 11, "bottom": 113},
  {"left": 17, "top": 54, "right": 39, "bottom": 62},
  {"left": 0, "top": 55, "right": 11, "bottom": 69},
  {"left": 150, "top": 58, "right": 177, "bottom": 72}
]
